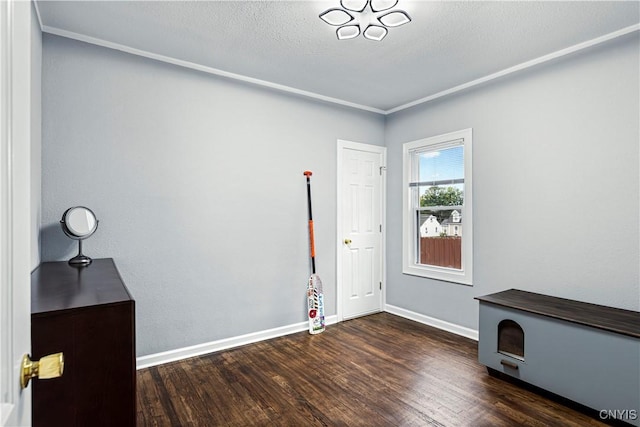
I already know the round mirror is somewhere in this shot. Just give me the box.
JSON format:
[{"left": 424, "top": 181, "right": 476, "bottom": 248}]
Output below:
[
  {"left": 62, "top": 207, "right": 98, "bottom": 238},
  {"left": 60, "top": 207, "right": 99, "bottom": 266}
]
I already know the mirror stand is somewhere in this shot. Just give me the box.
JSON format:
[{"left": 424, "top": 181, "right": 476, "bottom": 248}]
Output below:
[
  {"left": 68, "top": 239, "right": 92, "bottom": 266},
  {"left": 60, "top": 206, "right": 99, "bottom": 267}
]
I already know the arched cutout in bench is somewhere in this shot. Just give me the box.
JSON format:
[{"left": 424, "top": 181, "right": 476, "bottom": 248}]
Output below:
[{"left": 498, "top": 319, "right": 524, "bottom": 361}]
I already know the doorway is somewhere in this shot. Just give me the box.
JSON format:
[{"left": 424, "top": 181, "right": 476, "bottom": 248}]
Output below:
[
  {"left": 337, "top": 140, "right": 386, "bottom": 321},
  {"left": 1, "top": 1, "right": 35, "bottom": 425}
]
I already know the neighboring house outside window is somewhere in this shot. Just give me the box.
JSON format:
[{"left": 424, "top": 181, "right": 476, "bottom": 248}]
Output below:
[
  {"left": 420, "top": 215, "right": 441, "bottom": 237},
  {"left": 440, "top": 210, "right": 463, "bottom": 238},
  {"left": 402, "top": 129, "right": 473, "bottom": 285}
]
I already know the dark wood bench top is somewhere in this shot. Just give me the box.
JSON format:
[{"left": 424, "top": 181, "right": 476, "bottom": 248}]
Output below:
[{"left": 475, "top": 289, "right": 640, "bottom": 339}]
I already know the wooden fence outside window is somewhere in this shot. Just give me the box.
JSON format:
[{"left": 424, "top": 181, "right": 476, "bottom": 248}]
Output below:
[{"left": 420, "top": 237, "right": 461, "bottom": 269}]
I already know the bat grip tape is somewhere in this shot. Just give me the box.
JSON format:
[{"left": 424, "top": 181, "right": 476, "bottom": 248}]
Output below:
[{"left": 308, "top": 220, "right": 316, "bottom": 258}]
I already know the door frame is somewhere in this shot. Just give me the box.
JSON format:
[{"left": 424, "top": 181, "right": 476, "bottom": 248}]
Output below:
[
  {"left": 1, "top": 0, "right": 34, "bottom": 424},
  {"left": 336, "top": 140, "right": 386, "bottom": 322}
]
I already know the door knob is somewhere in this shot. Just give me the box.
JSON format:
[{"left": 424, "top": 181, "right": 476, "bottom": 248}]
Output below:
[
  {"left": 21, "top": 352, "right": 64, "bottom": 389},
  {"left": 344, "top": 239, "right": 352, "bottom": 244}
]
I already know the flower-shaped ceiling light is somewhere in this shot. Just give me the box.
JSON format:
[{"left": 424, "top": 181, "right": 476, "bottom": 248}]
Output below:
[{"left": 319, "top": 0, "right": 411, "bottom": 41}]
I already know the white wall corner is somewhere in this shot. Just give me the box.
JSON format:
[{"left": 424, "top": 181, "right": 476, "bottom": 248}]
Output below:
[{"left": 385, "top": 304, "right": 478, "bottom": 341}]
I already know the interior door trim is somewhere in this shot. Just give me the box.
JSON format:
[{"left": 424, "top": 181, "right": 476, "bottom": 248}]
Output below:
[{"left": 336, "top": 139, "right": 387, "bottom": 322}]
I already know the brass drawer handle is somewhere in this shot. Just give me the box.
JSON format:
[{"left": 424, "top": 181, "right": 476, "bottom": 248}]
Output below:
[{"left": 500, "top": 359, "right": 519, "bottom": 370}]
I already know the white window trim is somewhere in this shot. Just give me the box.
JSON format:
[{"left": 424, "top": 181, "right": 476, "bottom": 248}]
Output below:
[{"left": 402, "top": 128, "right": 473, "bottom": 285}]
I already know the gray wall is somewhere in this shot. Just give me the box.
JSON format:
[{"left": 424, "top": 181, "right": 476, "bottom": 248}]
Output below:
[
  {"left": 30, "top": 2, "right": 41, "bottom": 271},
  {"left": 385, "top": 34, "right": 640, "bottom": 331},
  {"left": 41, "top": 30, "right": 639, "bottom": 356},
  {"left": 41, "top": 35, "right": 385, "bottom": 356}
]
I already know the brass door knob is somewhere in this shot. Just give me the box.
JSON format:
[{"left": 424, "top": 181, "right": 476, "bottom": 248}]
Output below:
[
  {"left": 344, "top": 239, "right": 352, "bottom": 245},
  {"left": 21, "top": 352, "right": 64, "bottom": 389}
]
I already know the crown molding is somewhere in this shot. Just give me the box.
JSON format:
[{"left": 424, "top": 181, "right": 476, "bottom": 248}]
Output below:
[
  {"left": 386, "top": 23, "right": 640, "bottom": 115},
  {"left": 32, "top": 0, "right": 44, "bottom": 30},
  {"left": 35, "top": 6, "right": 638, "bottom": 117},
  {"left": 40, "top": 24, "right": 387, "bottom": 115}
]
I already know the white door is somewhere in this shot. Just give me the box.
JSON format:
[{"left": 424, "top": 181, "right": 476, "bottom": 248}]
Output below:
[
  {"left": 1, "top": 1, "right": 33, "bottom": 425},
  {"left": 337, "top": 141, "right": 385, "bottom": 320}
]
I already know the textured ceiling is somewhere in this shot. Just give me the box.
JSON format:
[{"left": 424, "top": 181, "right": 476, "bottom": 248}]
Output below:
[{"left": 36, "top": 1, "right": 639, "bottom": 113}]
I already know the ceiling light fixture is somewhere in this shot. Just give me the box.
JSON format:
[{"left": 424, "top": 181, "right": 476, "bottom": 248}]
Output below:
[
  {"left": 337, "top": 25, "right": 361, "bottom": 40},
  {"left": 341, "top": 0, "right": 368, "bottom": 13},
  {"left": 370, "top": 0, "right": 398, "bottom": 13},
  {"left": 378, "top": 10, "right": 411, "bottom": 27},
  {"left": 319, "top": 9, "right": 354, "bottom": 26},
  {"left": 319, "top": 0, "right": 411, "bottom": 41},
  {"left": 363, "top": 25, "right": 388, "bottom": 41}
]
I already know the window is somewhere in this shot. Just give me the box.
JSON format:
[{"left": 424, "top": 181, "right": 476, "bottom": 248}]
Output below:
[{"left": 402, "top": 129, "right": 473, "bottom": 285}]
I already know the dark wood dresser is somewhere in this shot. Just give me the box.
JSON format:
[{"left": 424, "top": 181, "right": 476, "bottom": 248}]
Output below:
[{"left": 31, "top": 258, "right": 136, "bottom": 427}]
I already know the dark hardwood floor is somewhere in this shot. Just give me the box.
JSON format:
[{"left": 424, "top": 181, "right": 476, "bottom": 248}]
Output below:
[{"left": 137, "top": 313, "right": 609, "bottom": 426}]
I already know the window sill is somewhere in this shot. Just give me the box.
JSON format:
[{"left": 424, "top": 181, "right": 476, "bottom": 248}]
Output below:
[{"left": 402, "top": 264, "right": 472, "bottom": 286}]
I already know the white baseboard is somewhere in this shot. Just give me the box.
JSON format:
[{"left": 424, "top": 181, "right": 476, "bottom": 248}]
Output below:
[
  {"left": 384, "top": 304, "right": 478, "bottom": 341},
  {"left": 137, "top": 309, "right": 476, "bottom": 370},
  {"left": 137, "top": 315, "right": 338, "bottom": 369}
]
